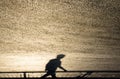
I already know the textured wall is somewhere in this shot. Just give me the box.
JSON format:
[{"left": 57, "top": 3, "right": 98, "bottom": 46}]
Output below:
[{"left": 0, "top": 0, "right": 120, "bottom": 71}]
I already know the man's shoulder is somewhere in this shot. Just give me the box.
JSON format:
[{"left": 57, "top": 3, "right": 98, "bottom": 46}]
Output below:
[
  {"left": 50, "top": 58, "right": 56, "bottom": 61},
  {"left": 49, "top": 59, "right": 61, "bottom": 62}
]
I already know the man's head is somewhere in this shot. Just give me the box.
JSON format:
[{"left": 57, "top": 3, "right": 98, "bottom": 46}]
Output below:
[{"left": 56, "top": 54, "right": 65, "bottom": 59}]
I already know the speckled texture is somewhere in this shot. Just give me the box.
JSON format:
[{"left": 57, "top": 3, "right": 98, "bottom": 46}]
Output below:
[{"left": 0, "top": 0, "right": 120, "bottom": 71}]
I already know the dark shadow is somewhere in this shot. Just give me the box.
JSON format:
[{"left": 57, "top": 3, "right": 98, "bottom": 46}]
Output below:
[
  {"left": 75, "top": 71, "right": 93, "bottom": 79},
  {"left": 40, "top": 54, "right": 67, "bottom": 79},
  {"left": 80, "top": 71, "right": 93, "bottom": 78}
]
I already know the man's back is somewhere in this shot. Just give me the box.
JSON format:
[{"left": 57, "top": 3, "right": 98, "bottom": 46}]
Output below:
[{"left": 46, "top": 59, "right": 61, "bottom": 71}]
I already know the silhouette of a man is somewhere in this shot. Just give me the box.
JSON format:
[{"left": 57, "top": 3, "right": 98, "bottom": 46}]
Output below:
[{"left": 40, "top": 54, "right": 67, "bottom": 78}]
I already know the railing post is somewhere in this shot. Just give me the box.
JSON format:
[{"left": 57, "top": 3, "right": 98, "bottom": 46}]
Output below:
[{"left": 23, "top": 72, "right": 26, "bottom": 78}]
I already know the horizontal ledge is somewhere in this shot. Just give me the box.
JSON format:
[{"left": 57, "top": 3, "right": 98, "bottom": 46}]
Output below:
[
  {"left": 0, "top": 71, "right": 120, "bottom": 73},
  {"left": 0, "top": 77, "right": 120, "bottom": 79}
]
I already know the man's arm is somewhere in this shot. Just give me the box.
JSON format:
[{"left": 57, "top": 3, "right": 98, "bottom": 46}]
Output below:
[{"left": 59, "top": 66, "right": 67, "bottom": 71}]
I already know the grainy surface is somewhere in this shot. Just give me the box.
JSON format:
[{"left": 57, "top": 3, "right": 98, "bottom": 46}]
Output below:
[{"left": 0, "top": 0, "right": 120, "bottom": 72}]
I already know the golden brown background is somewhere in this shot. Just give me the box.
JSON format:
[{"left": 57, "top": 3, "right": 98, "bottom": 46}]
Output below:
[{"left": 0, "top": 0, "right": 120, "bottom": 71}]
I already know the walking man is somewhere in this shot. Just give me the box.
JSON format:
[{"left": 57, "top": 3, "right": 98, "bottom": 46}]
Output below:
[{"left": 40, "top": 54, "right": 67, "bottom": 78}]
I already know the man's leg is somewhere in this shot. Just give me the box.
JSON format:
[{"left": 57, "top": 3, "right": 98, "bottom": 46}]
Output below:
[
  {"left": 40, "top": 73, "right": 49, "bottom": 78},
  {"left": 51, "top": 73, "right": 56, "bottom": 79}
]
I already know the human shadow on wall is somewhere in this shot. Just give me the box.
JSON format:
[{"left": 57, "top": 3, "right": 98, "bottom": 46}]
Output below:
[{"left": 40, "top": 54, "right": 67, "bottom": 79}]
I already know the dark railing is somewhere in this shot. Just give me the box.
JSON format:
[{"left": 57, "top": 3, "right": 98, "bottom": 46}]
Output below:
[{"left": 0, "top": 70, "right": 120, "bottom": 78}]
